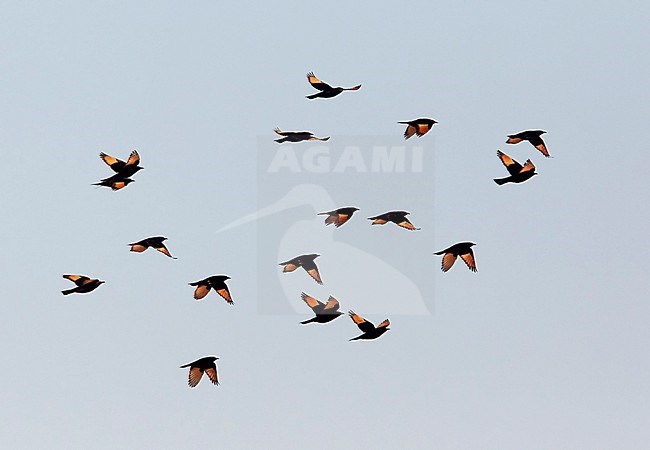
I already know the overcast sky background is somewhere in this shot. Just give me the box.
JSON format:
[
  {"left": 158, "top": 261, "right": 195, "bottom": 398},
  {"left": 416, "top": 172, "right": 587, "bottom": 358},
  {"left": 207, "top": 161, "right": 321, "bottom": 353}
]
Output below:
[{"left": 1, "top": 1, "right": 649, "bottom": 449}]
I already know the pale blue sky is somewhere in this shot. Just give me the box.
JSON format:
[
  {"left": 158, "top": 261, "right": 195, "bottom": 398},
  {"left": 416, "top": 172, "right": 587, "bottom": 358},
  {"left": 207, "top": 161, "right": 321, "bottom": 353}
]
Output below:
[{"left": 1, "top": 1, "right": 649, "bottom": 449}]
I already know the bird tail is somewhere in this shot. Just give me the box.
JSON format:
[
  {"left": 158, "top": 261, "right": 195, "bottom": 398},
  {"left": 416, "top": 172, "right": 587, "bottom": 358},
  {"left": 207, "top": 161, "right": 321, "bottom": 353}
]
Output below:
[
  {"left": 349, "top": 335, "right": 363, "bottom": 341},
  {"left": 61, "top": 289, "right": 75, "bottom": 295},
  {"left": 493, "top": 177, "right": 508, "bottom": 185},
  {"left": 397, "top": 121, "right": 410, "bottom": 124},
  {"left": 305, "top": 93, "right": 320, "bottom": 100},
  {"left": 300, "top": 317, "right": 318, "bottom": 325},
  {"left": 179, "top": 363, "right": 191, "bottom": 368},
  {"left": 433, "top": 250, "right": 445, "bottom": 255},
  {"left": 274, "top": 137, "right": 288, "bottom": 143}
]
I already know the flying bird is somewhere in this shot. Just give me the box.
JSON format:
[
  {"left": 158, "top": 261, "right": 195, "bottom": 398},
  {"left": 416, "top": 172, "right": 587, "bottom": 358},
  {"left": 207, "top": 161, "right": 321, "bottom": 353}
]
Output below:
[
  {"left": 179, "top": 356, "right": 219, "bottom": 387},
  {"left": 274, "top": 128, "right": 330, "bottom": 143},
  {"left": 300, "top": 292, "right": 343, "bottom": 325},
  {"left": 317, "top": 207, "right": 359, "bottom": 228},
  {"left": 494, "top": 150, "right": 537, "bottom": 185},
  {"left": 279, "top": 254, "right": 323, "bottom": 284},
  {"left": 61, "top": 274, "right": 105, "bottom": 295},
  {"left": 189, "top": 275, "right": 233, "bottom": 304},
  {"left": 368, "top": 211, "right": 420, "bottom": 231},
  {"left": 92, "top": 175, "right": 134, "bottom": 191},
  {"left": 506, "top": 130, "right": 550, "bottom": 157},
  {"left": 434, "top": 242, "right": 477, "bottom": 272},
  {"left": 129, "top": 236, "right": 177, "bottom": 259},
  {"left": 306, "top": 72, "right": 361, "bottom": 99},
  {"left": 99, "top": 150, "right": 143, "bottom": 178},
  {"left": 398, "top": 118, "right": 437, "bottom": 140},
  {"left": 348, "top": 311, "right": 390, "bottom": 341}
]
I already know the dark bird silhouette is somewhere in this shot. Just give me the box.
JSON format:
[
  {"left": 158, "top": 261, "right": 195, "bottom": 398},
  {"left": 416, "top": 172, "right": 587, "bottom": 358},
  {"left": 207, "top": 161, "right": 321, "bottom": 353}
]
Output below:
[
  {"left": 279, "top": 254, "right": 323, "bottom": 284},
  {"left": 61, "top": 274, "right": 105, "bottom": 295},
  {"left": 434, "top": 242, "right": 477, "bottom": 272},
  {"left": 129, "top": 236, "right": 177, "bottom": 259},
  {"left": 92, "top": 175, "right": 134, "bottom": 191},
  {"left": 506, "top": 130, "right": 550, "bottom": 157},
  {"left": 318, "top": 207, "right": 359, "bottom": 228},
  {"left": 398, "top": 118, "right": 437, "bottom": 140},
  {"left": 274, "top": 128, "right": 330, "bottom": 143},
  {"left": 368, "top": 211, "right": 420, "bottom": 231},
  {"left": 348, "top": 311, "right": 390, "bottom": 341},
  {"left": 300, "top": 292, "right": 343, "bottom": 325},
  {"left": 99, "top": 150, "right": 143, "bottom": 178},
  {"left": 494, "top": 150, "right": 537, "bottom": 185},
  {"left": 189, "top": 275, "right": 233, "bottom": 304},
  {"left": 179, "top": 356, "right": 219, "bottom": 387},
  {"left": 306, "top": 72, "right": 361, "bottom": 99}
]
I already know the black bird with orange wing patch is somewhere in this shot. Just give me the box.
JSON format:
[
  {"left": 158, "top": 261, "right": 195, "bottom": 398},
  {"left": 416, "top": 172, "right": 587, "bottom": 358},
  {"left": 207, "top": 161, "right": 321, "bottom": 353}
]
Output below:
[
  {"left": 494, "top": 150, "right": 537, "bottom": 185},
  {"left": 317, "top": 207, "right": 359, "bottom": 228},
  {"left": 92, "top": 175, "right": 134, "bottom": 191},
  {"left": 129, "top": 236, "right": 177, "bottom": 259},
  {"left": 434, "top": 242, "right": 477, "bottom": 272},
  {"left": 348, "top": 311, "right": 390, "bottom": 341},
  {"left": 274, "top": 128, "right": 330, "bottom": 143},
  {"left": 61, "top": 274, "right": 105, "bottom": 295},
  {"left": 398, "top": 118, "right": 437, "bottom": 140},
  {"left": 306, "top": 72, "right": 361, "bottom": 99},
  {"left": 300, "top": 293, "right": 343, "bottom": 325},
  {"left": 506, "top": 130, "right": 550, "bottom": 157},
  {"left": 180, "top": 356, "right": 219, "bottom": 388},
  {"left": 99, "top": 150, "right": 143, "bottom": 178},
  {"left": 189, "top": 275, "right": 233, "bottom": 304},
  {"left": 279, "top": 254, "right": 323, "bottom": 284},
  {"left": 368, "top": 211, "right": 420, "bottom": 231}
]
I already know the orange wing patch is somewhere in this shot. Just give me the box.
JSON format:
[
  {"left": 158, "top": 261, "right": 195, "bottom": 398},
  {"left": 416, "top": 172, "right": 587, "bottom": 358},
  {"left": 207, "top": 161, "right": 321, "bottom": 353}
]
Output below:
[
  {"left": 460, "top": 252, "right": 477, "bottom": 272},
  {"left": 111, "top": 181, "right": 127, "bottom": 190},
  {"left": 535, "top": 143, "right": 550, "bottom": 157},
  {"left": 349, "top": 312, "right": 366, "bottom": 325},
  {"left": 307, "top": 73, "right": 323, "bottom": 86},
  {"left": 497, "top": 150, "right": 516, "bottom": 168},
  {"left": 441, "top": 253, "right": 457, "bottom": 272},
  {"left": 216, "top": 288, "right": 233, "bottom": 304},
  {"left": 323, "top": 296, "right": 340, "bottom": 311},
  {"left": 416, "top": 123, "right": 430, "bottom": 136},
  {"left": 377, "top": 319, "right": 390, "bottom": 329},
  {"left": 301, "top": 293, "right": 322, "bottom": 309},
  {"left": 306, "top": 268, "right": 323, "bottom": 284},
  {"left": 282, "top": 263, "right": 298, "bottom": 272},
  {"left": 155, "top": 246, "right": 174, "bottom": 258},
  {"left": 397, "top": 220, "right": 419, "bottom": 231},
  {"left": 188, "top": 367, "right": 204, "bottom": 387},
  {"left": 506, "top": 137, "right": 522, "bottom": 144},
  {"left": 130, "top": 244, "right": 147, "bottom": 253},
  {"left": 324, "top": 214, "right": 337, "bottom": 225},
  {"left": 125, "top": 150, "right": 140, "bottom": 166},
  {"left": 99, "top": 152, "right": 120, "bottom": 167},
  {"left": 204, "top": 367, "right": 219, "bottom": 385},
  {"left": 63, "top": 274, "right": 84, "bottom": 283},
  {"left": 520, "top": 159, "right": 536, "bottom": 173},
  {"left": 335, "top": 214, "right": 350, "bottom": 227},
  {"left": 194, "top": 285, "right": 211, "bottom": 300},
  {"left": 371, "top": 219, "right": 388, "bottom": 225},
  {"left": 404, "top": 125, "right": 416, "bottom": 140}
]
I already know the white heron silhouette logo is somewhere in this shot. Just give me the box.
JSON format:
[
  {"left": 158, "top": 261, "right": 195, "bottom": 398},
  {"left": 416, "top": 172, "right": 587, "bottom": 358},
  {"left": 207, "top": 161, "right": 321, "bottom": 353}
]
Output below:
[{"left": 218, "top": 184, "right": 430, "bottom": 315}]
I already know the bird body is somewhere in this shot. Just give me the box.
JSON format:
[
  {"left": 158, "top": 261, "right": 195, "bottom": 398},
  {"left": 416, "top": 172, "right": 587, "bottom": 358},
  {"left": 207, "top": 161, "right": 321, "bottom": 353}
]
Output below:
[
  {"left": 180, "top": 356, "right": 219, "bottom": 387},
  {"left": 129, "top": 236, "right": 177, "bottom": 259},
  {"left": 61, "top": 274, "right": 105, "bottom": 295},
  {"left": 306, "top": 72, "right": 361, "bottom": 99},
  {"left": 398, "top": 118, "right": 437, "bottom": 140},
  {"left": 274, "top": 128, "right": 330, "bottom": 143},
  {"left": 279, "top": 254, "right": 323, "bottom": 284},
  {"left": 317, "top": 207, "right": 359, "bottom": 228},
  {"left": 300, "top": 293, "right": 343, "bottom": 325},
  {"left": 348, "top": 311, "right": 390, "bottom": 341},
  {"left": 493, "top": 150, "right": 537, "bottom": 185},
  {"left": 506, "top": 130, "right": 550, "bottom": 157},
  {"left": 189, "top": 275, "right": 233, "bottom": 304},
  {"left": 434, "top": 242, "right": 477, "bottom": 272},
  {"left": 368, "top": 211, "right": 420, "bottom": 231}
]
